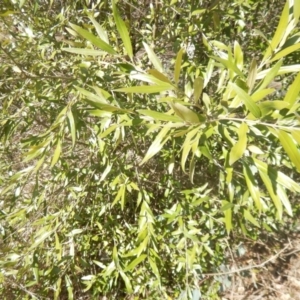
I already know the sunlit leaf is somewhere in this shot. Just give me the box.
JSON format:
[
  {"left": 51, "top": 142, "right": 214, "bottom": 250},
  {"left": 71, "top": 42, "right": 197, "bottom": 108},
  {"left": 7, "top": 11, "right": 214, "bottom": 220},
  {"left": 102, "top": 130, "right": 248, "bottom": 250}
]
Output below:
[
  {"left": 243, "top": 163, "right": 261, "bottom": 212},
  {"left": 244, "top": 210, "right": 260, "bottom": 227},
  {"left": 284, "top": 71, "right": 300, "bottom": 106},
  {"left": 247, "top": 58, "right": 257, "bottom": 92},
  {"left": 112, "top": 0, "right": 133, "bottom": 59},
  {"left": 140, "top": 126, "right": 171, "bottom": 165},
  {"left": 174, "top": 48, "right": 184, "bottom": 84},
  {"left": 262, "top": 1, "right": 289, "bottom": 63},
  {"left": 143, "top": 42, "right": 163, "bottom": 72},
  {"left": 67, "top": 110, "right": 76, "bottom": 147},
  {"left": 277, "top": 129, "right": 300, "bottom": 172},
  {"left": 51, "top": 139, "right": 62, "bottom": 167},
  {"left": 230, "top": 83, "right": 261, "bottom": 118},
  {"left": 138, "top": 110, "right": 182, "bottom": 122},
  {"left": 169, "top": 102, "right": 200, "bottom": 124},
  {"left": 254, "top": 158, "right": 300, "bottom": 193},
  {"left": 193, "top": 77, "right": 203, "bottom": 104},
  {"left": 62, "top": 48, "right": 106, "bottom": 56},
  {"left": 229, "top": 123, "right": 248, "bottom": 165},
  {"left": 114, "top": 85, "right": 174, "bottom": 94},
  {"left": 69, "top": 23, "right": 116, "bottom": 54}
]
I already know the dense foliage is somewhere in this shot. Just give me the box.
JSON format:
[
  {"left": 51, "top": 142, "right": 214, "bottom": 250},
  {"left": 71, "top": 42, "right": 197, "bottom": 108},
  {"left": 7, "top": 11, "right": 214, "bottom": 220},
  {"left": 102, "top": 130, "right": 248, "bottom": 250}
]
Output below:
[{"left": 1, "top": 0, "right": 300, "bottom": 299}]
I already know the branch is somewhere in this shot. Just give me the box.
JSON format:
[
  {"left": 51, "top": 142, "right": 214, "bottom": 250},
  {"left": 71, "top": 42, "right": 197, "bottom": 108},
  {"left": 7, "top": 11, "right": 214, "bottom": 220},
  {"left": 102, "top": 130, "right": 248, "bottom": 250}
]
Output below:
[{"left": 203, "top": 243, "right": 290, "bottom": 277}]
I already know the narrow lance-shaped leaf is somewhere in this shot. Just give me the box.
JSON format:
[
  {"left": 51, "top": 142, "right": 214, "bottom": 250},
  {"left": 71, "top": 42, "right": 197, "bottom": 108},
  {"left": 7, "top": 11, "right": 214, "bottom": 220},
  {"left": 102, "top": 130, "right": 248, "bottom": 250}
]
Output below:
[
  {"left": 148, "top": 69, "right": 172, "bottom": 84},
  {"left": 68, "top": 23, "right": 116, "bottom": 54},
  {"left": 112, "top": 0, "right": 133, "bottom": 59},
  {"left": 51, "top": 139, "right": 62, "bottom": 167},
  {"left": 270, "top": 43, "right": 300, "bottom": 63},
  {"left": 174, "top": 48, "right": 184, "bottom": 84},
  {"left": 130, "top": 73, "right": 173, "bottom": 86},
  {"left": 257, "top": 59, "right": 283, "bottom": 91},
  {"left": 247, "top": 58, "right": 257, "bottom": 92},
  {"left": 62, "top": 48, "right": 106, "bottom": 56},
  {"left": 285, "top": 71, "right": 300, "bottom": 107},
  {"left": 120, "top": 270, "right": 133, "bottom": 293},
  {"left": 193, "top": 77, "right": 203, "bottom": 104},
  {"left": 140, "top": 126, "right": 171, "bottom": 165},
  {"left": 294, "top": 0, "right": 300, "bottom": 23},
  {"left": 143, "top": 42, "right": 163, "bottom": 72},
  {"left": 234, "top": 40, "right": 243, "bottom": 70},
  {"left": 169, "top": 102, "right": 200, "bottom": 124},
  {"left": 277, "top": 129, "right": 300, "bottom": 172},
  {"left": 181, "top": 127, "right": 199, "bottom": 172},
  {"left": 222, "top": 200, "right": 232, "bottom": 233},
  {"left": 258, "top": 168, "right": 283, "bottom": 220},
  {"left": 137, "top": 109, "right": 182, "bottom": 122},
  {"left": 276, "top": 184, "right": 293, "bottom": 216},
  {"left": 67, "top": 110, "right": 76, "bottom": 147},
  {"left": 261, "top": 1, "right": 289, "bottom": 64},
  {"left": 244, "top": 210, "right": 260, "bottom": 227},
  {"left": 243, "top": 163, "right": 262, "bottom": 212},
  {"left": 253, "top": 158, "right": 300, "bottom": 193},
  {"left": 114, "top": 85, "right": 174, "bottom": 94},
  {"left": 229, "top": 123, "right": 248, "bottom": 165},
  {"left": 230, "top": 83, "right": 261, "bottom": 118},
  {"left": 88, "top": 15, "right": 109, "bottom": 43}
]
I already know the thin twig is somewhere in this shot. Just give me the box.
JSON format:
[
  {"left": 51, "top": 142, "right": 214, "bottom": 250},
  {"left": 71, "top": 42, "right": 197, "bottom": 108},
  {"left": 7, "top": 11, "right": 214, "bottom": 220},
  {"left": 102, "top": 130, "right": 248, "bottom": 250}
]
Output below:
[{"left": 203, "top": 243, "right": 290, "bottom": 277}]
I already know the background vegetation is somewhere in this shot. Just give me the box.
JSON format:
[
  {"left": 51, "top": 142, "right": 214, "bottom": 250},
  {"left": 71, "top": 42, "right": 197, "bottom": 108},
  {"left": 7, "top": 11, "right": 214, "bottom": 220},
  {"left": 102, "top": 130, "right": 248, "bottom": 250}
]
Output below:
[{"left": 1, "top": 0, "right": 300, "bottom": 299}]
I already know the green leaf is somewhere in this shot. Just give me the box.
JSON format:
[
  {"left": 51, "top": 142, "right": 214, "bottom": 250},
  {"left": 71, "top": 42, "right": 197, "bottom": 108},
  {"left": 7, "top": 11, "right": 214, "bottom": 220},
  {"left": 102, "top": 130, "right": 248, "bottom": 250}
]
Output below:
[
  {"left": 51, "top": 139, "right": 62, "bottom": 167},
  {"left": 169, "top": 102, "right": 200, "bottom": 124},
  {"left": 211, "top": 56, "right": 244, "bottom": 78},
  {"left": 251, "top": 89, "right": 275, "bottom": 102},
  {"left": 243, "top": 163, "right": 262, "bottom": 212},
  {"left": 277, "top": 129, "right": 300, "bottom": 172},
  {"left": 259, "top": 100, "right": 290, "bottom": 115},
  {"left": 256, "top": 64, "right": 300, "bottom": 79},
  {"left": 181, "top": 127, "right": 200, "bottom": 172},
  {"left": 276, "top": 184, "right": 293, "bottom": 216},
  {"left": 284, "top": 71, "right": 300, "bottom": 106},
  {"left": 69, "top": 23, "right": 117, "bottom": 54},
  {"left": 148, "top": 69, "right": 171, "bottom": 84},
  {"left": 140, "top": 126, "right": 171, "bottom": 165},
  {"left": 112, "top": 0, "right": 133, "bottom": 59},
  {"left": 112, "top": 245, "right": 119, "bottom": 268},
  {"left": 270, "top": 43, "right": 300, "bottom": 62},
  {"left": 294, "top": 0, "right": 300, "bottom": 22},
  {"left": 62, "top": 48, "right": 106, "bottom": 56},
  {"left": 254, "top": 158, "right": 300, "bottom": 193},
  {"left": 244, "top": 210, "right": 260, "bottom": 227},
  {"left": 174, "top": 48, "right": 184, "bottom": 84},
  {"left": 222, "top": 200, "right": 232, "bottom": 233},
  {"left": 247, "top": 58, "right": 257, "bottom": 92},
  {"left": 76, "top": 86, "right": 130, "bottom": 112},
  {"left": 88, "top": 15, "right": 109, "bottom": 43},
  {"left": 142, "top": 42, "right": 163, "bottom": 72},
  {"left": 258, "top": 168, "right": 283, "bottom": 219},
  {"left": 193, "top": 77, "right": 203, "bottom": 104},
  {"left": 230, "top": 83, "right": 261, "bottom": 118},
  {"left": 256, "top": 59, "right": 283, "bottom": 91},
  {"left": 130, "top": 73, "right": 173, "bottom": 86},
  {"left": 120, "top": 270, "right": 133, "bottom": 293},
  {"left": 262, "top": 1, "right": 289, "bottom": 63},
  {"left": 124, "top": 254, "right": 147, "bottom": 271},
  {"left": 149, "top": 256, "right": 160, "bottom": 282},
  {"left": 204, "top": 59, "right": 215, "bottom": 87},
  {"left": 234, "top": 41, "right": 243, "bottom": 70},
  {"left": 229, "top": 123, "right": 248, "bottom": 165},
  {"left": 114, "top": 85, "right": 174, "bottom": 94},
  {"left": 67, "top": 110, "right": 76, "bottom": 147},
  {"left": 137, "top": 110, "right": 182, "bottom": 122}
]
